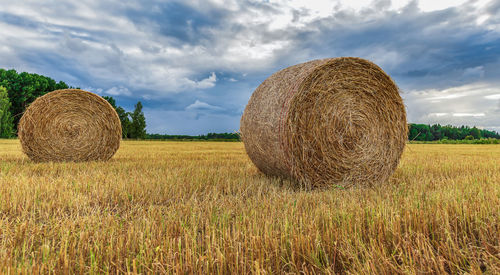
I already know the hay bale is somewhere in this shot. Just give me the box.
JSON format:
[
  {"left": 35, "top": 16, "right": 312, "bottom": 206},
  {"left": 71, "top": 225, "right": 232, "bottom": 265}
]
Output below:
[
  {"left": 18, "top": 89, "right": 121, "bottom": 162},
  {"left": 240, "top": 57, "right": 407, "bottom": 188}
]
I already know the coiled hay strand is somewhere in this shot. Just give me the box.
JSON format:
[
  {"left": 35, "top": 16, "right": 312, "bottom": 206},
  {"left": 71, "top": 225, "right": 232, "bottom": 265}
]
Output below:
[
  {"left": 18, "top": 89, "right": 121, "bottom": 162},
  {"left": 240, "top": 57, "right": 407, "bottom": 188}
]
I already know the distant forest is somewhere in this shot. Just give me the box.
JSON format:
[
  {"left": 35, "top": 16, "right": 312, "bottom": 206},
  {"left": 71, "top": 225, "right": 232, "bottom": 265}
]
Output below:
[
  {"left": 146, "top": 133, "right": 240, "bottom": 141},
  {"left": 409, "top": 124, "right": 500, "bottom": 141},
  {"left": 147, "top": 124, "right": 500, "bottom": 142}
]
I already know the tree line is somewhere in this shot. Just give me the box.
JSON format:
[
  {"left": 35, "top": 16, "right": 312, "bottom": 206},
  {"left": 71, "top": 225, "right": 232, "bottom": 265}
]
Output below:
[
  {"left": 0, "top": 69, "right": 146, "bottom": 138},
  {"left": 146, "top": 132, "right": 241, "bottom": 141},
  {"left": 149, "top": 125, "right": 500, "bottom": 142},
  {"left": 409, "top": 124, "right": 500, "bottom": 141}
]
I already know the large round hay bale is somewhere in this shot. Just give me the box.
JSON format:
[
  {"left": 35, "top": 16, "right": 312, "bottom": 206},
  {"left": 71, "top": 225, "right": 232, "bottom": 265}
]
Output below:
[
  {"left": 240, "top": 57, "right": 407, "bottom": 188},
  {"left": 18, "top": 89, "right": 121, "bottom": 162}
]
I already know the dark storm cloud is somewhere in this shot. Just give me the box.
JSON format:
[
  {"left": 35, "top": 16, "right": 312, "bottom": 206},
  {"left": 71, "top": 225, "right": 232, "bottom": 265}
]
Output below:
[
  {"left": 0, "top": 0, "right": 499, "bottom": 134},
  {"left": 269, "top": 3, "right": 500, "bottom": 90},
  {"left": 136, "top": 2, "right": 227, "bottom": 44}
]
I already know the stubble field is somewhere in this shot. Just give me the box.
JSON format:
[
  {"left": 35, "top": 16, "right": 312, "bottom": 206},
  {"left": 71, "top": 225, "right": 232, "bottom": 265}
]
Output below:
[{"left": 0, "top": 140, "right": 499, "bottom": 274}]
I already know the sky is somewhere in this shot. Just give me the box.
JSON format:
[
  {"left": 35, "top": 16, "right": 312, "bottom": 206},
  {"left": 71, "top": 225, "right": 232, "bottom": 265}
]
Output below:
[{"left": 0, "top": 0, "right": 499, "bottom": 135}]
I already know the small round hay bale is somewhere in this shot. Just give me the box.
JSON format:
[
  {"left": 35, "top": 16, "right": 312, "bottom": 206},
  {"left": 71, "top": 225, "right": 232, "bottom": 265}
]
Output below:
[
  {"left": 240, "top": 57, "right": 407, "bottom": 188},
  {"left": 18, "top": 89, "right": 121, "bottom": 162}
]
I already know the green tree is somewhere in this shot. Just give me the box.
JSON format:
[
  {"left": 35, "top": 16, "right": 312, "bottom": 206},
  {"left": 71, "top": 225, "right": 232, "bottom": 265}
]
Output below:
[
  {"left": 129, "top": 101, "right": 146, "bottom": 139},
  {"left": 103, "top": 96, "right": 132, "bottom": 139},
  {"left": 0, "top": 69, "right": 68, "bottom": 130},
  {"left": 409, "top": 126, "right": 419, "bottom": 140},
  {"left": 410, "top": 124, "right": 433, "bottom": 141},
  {"left": 470, "top": 127, "right": 481, "bottom": 139},
  {"left": 103, "top": 96, "right": 116, "bottom": 108},
  {"left": 430, "top": 124, "right": 442, "bottom": 140},
  {"left": 116, "top": 106, "right": 131, "bottom": 138},
  {"left": 0, "top": 86, "right": 14, "bottom": 138}
]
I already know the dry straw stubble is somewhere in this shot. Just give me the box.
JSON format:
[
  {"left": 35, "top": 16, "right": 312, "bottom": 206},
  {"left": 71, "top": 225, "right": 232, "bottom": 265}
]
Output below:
[
  {"left": 18, "top": 89, "right": 121, "bottom": 162},
  {"left": 240, "top": 57, "right": 408, "bottom": 188}
]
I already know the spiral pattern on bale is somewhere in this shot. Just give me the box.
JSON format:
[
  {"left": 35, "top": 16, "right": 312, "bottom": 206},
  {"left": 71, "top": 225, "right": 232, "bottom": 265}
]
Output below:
[
  {"left": 18, "top": 89, "right": 121, "bottom": 162},
  {"left": 240, "top": 57, "right": 407, "bottom": 188}
]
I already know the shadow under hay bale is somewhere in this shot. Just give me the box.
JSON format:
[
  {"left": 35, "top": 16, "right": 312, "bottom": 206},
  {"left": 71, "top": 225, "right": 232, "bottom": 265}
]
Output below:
[
  {"left": 18, "top": 89, "right": 122, "bottom": 162},
  {"left": 240, "top": 57, "right": 407, "bottom": 188}
]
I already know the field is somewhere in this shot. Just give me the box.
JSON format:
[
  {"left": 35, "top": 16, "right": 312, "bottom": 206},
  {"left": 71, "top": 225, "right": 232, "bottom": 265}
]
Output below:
[{"left": 0, "top": 140, "right": 498, "bottom": 274}]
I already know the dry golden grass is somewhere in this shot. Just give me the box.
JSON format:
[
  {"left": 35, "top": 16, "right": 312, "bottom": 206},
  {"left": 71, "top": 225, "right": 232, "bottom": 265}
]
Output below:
[{"left": 0, "top": 140, "right": 498, "bottom": 274}]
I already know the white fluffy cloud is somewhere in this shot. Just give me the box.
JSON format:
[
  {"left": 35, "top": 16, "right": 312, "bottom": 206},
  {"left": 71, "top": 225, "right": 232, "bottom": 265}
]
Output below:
[
  {"left": 186, "top": 99, "right": 223, "bottom": 111},
  {"left": 106, "top": 86, "right": 132, "bottom": 96}
]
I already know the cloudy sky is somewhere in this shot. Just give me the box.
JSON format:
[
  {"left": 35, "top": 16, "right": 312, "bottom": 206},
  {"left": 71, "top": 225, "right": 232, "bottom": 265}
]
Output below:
[{"left": 0, "top": 0, "right": 499, "bottom": 134}]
